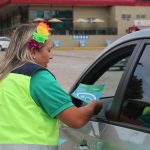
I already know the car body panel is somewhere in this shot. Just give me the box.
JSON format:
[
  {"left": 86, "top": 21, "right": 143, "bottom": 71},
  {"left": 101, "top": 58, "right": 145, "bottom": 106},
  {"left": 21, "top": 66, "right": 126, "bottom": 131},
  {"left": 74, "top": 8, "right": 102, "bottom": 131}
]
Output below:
[{"left": 60, "top": 122, "right": 150, "bottom": 150}]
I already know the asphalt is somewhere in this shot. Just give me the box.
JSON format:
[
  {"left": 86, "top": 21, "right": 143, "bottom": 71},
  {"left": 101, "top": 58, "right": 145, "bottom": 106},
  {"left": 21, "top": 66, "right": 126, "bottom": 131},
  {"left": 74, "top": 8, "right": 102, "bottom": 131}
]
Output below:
[
  {"left": 0, "top": 49, "right": 103, "bottom": 92},
  {"left": 53, "top": 46, "right": 105, "bottom": 51},
  {"left": 49, "top": 49, "right": 102, "bottom": 92}
]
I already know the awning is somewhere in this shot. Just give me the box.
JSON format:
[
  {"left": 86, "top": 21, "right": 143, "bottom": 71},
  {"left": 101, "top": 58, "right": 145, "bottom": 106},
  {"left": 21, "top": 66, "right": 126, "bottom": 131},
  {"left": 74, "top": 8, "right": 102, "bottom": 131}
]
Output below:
[{"left": 0, "top": 0, "right": 141, "bottom": 8}]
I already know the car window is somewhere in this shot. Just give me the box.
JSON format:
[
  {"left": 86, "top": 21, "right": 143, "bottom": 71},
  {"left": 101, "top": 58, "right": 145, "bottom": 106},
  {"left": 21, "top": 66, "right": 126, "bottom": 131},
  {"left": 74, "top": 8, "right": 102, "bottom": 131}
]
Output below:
[
  {"left": 95, "top": 56, "right": 130, "bottom": 98},
  {"left": 120, "top": 44, "right": 150, "bottom": 128},
  {"left": 0, "top": 38, "right": 4, "bottom": 41},
  {"left": 4, "top": 38, "right": 10, "bottom": 41},
  {"left": 71, "top": 44, "right": 136, "bottom": 121},
  {"left": 92, "top": 56, "right": 131, "bottom": 120},
  {"left": 0, "top": 38, "right": 10, "bottom": 41}
]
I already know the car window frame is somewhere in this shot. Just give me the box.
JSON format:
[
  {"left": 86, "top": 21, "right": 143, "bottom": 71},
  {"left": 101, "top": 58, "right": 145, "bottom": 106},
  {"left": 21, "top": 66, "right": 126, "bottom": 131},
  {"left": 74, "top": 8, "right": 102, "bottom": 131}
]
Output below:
[{"left": 69, "top": 40, "right": 140, "bottom": 111}]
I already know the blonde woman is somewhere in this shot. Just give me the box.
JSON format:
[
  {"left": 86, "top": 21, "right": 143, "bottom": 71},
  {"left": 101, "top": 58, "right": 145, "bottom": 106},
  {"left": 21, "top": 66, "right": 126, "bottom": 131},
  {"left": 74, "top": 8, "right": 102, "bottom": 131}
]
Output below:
[{"left": 0, "top": 22, "right": 102, "bottom": 150}]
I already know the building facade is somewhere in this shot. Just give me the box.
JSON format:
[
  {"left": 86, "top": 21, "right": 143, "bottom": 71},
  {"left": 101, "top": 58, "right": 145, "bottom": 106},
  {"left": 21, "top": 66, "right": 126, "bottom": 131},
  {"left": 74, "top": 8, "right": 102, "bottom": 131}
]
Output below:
[{"left": 0, "top": 0, "right": 150, "bottom": 46}]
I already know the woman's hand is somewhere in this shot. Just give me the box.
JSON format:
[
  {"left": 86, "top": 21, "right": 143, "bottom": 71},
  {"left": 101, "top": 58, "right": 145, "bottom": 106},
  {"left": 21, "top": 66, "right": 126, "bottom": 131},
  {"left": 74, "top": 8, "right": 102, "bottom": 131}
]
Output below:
[{"left": 88, "top": 100, "right": 103, "bottom": 115}]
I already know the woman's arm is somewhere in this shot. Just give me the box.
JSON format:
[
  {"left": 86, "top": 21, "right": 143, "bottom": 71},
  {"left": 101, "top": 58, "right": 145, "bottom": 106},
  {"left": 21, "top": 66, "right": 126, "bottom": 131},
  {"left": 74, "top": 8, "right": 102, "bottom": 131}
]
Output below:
[{"left": 58, "top": 100, "right": 103, "bottom": 128}]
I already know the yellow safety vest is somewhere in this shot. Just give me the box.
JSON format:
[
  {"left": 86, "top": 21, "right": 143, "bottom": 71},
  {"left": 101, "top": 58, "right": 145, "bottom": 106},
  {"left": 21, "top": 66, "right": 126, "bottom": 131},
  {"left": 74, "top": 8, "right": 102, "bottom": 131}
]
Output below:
[{"left": 0, "top": 63, "right": 59, "bottom": 147}]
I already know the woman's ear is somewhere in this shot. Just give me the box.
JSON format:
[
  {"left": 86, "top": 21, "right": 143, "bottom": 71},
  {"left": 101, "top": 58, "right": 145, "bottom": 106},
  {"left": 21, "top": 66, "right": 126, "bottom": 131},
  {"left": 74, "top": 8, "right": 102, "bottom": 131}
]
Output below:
[{"left": 30, "top": 47, "right": 37, "bottom": 59}]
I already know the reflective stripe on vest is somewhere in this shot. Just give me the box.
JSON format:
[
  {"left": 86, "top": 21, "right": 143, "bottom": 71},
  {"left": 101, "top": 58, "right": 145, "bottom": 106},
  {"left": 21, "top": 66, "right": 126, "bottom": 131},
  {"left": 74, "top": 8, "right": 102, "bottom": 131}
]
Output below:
[
  {"left": 0, "top": 144, "right": 58, "bottom": 150},
  {"left": 0, "top": 73, "right": 59, "bottom": 145}
]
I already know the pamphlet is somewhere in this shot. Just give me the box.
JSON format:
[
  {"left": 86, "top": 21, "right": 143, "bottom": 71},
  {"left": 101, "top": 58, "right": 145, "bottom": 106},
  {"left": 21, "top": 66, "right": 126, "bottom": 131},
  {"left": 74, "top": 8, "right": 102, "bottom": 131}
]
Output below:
[{"left": 71, "top": 83, "right": 105, "bottom": 103}]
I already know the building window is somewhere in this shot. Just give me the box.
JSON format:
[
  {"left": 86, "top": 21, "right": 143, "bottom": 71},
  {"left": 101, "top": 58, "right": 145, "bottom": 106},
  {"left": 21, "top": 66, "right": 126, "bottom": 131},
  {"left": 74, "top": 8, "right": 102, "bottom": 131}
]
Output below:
[
  {"left": 51, "top": 10, "right": 73, "bottom": 35},
  {"left": 87, "top": 18, "right": 95, "bottom": 23},
  {"left": 136, "top": 14, "right": 146, "bottom": 19},
  {"left": 121, "top": 14, "right": 131, "bottom": 21},
  {"left": 30, "top": 10, "right": 50, "bottom": 19},
  {"left": 37, "top": 10, "right": 44, "bottom": 18},
  {"left": 30, "top": 10, "right": 37, "bottom": 19},
  {"left": 29, "top": 9, "right": 73, "bottom": 35}
]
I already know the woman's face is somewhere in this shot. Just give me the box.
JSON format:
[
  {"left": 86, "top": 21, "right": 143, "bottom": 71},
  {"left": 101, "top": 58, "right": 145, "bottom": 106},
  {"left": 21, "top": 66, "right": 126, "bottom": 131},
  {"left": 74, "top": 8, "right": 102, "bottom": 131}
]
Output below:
[{"left": 33, "top": 39, "right": 53, "bottom": 68}]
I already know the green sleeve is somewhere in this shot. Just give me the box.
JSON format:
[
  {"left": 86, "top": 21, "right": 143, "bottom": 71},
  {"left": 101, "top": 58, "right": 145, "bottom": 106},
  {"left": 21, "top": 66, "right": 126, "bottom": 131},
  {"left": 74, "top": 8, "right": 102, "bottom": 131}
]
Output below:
[{"left": 30, "top": 70, "right": 74, "bottom": 118}]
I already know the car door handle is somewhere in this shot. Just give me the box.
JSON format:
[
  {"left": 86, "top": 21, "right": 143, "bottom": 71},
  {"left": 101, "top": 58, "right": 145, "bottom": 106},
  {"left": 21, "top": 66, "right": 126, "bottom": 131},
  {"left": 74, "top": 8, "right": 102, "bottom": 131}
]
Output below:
[
  {"left": 78, "top": 140, "right": 103, "bottom": 150},
  {"left": 78, "top": 139, "right": 90, "bottom": 150}
]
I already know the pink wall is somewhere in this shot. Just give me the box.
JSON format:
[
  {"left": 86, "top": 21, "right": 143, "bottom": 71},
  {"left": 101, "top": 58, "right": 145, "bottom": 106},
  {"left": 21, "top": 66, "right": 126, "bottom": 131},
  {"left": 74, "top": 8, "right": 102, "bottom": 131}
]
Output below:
[
  {"left": 1, "top": 0, "right": 150, "bottom": 7},
  {"left": 11, "top": 0, "right": 135, "bottom": 5}
]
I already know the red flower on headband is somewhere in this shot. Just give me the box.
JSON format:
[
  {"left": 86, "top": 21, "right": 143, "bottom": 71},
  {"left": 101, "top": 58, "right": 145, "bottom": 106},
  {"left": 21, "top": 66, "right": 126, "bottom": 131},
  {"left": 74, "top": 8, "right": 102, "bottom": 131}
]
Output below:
[{"left": 28, "top": 40, "right": 43, "bottom": 50}]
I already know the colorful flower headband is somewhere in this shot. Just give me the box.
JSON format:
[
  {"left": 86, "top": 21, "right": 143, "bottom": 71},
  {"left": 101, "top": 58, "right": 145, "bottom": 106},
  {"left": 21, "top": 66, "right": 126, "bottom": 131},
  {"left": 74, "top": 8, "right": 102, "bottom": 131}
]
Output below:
[{"left": 28, "top": 22, "right": 51, "bottom": 50}]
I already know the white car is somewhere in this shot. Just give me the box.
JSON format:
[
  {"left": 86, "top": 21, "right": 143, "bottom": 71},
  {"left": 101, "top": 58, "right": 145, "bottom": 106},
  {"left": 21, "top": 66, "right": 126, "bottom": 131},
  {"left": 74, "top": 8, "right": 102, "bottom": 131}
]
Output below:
[
  {"left": 59, "top": 29, "right": 150, "bottom": 150},
  {"left": 0, "top": 37, "right": 10, "bottom": 51}
]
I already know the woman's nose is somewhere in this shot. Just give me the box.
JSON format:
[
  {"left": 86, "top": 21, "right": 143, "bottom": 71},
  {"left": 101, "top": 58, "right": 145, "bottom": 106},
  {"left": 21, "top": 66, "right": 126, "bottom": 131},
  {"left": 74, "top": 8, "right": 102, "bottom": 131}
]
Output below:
[{"left": 49, "top": 54, "right": 53, "bottom": 59}]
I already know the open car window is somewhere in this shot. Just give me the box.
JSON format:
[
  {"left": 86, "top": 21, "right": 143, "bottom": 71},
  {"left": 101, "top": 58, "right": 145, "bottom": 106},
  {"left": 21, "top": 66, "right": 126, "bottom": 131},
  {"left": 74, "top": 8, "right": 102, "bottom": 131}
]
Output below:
[
  {"left": 71, "top": 44, "right": 136, "bottom": 121},
  {"left": 95, "top": 56, "right": 130, "bottom": 98}
]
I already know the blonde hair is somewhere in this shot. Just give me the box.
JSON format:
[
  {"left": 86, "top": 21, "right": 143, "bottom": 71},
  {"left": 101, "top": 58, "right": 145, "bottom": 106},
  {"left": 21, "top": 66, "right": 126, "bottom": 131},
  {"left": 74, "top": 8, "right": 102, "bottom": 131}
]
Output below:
[{"left": 0, "top": 24, "right": 36, "bottom": 80}]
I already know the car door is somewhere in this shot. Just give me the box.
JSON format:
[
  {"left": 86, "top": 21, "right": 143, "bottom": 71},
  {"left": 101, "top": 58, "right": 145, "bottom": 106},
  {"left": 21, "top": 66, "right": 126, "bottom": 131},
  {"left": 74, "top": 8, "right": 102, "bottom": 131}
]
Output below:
[
  {"left": 108, "top": 39, "right": 150, "bottom": 150},
  {"left": 58, "top": 40, "right": 146, "bottom": 150}
]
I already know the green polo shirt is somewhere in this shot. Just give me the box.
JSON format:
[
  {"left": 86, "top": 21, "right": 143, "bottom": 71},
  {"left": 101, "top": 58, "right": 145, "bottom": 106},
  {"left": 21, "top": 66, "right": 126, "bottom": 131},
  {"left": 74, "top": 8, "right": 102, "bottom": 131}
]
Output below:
[{"left": 30, "top": 70, "right": 74, "bottom": 118}]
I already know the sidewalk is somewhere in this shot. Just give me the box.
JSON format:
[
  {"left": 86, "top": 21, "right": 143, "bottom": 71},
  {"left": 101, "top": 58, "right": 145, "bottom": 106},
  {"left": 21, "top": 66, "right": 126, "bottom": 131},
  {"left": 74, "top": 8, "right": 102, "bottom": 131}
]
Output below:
[{"left": 52, "top": 49, "right": 103, "bottom": 59}]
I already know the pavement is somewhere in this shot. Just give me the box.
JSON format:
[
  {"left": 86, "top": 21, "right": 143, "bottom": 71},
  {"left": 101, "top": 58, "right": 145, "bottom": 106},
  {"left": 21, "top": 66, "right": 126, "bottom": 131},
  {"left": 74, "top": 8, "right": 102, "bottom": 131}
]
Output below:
[
  {"left": 0, "top": 49, "right": 103, "bottom": 92},
  {"left": 49, "top": 49, "right": 102, "bottom": 92},
  {"left": 53, "top": 46, "right": 105, "bottom": 51}
]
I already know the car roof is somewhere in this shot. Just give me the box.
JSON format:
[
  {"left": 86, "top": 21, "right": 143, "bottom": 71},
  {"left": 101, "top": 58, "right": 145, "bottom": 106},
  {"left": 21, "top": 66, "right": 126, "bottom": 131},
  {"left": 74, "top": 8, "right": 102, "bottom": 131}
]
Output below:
[
  {"left": 84, "top": 28, "right": 150, "bottom": 73},
  {"left": 96, "top": 28, "right": 150, "bottom": 59},
  {"left": 105, "top": 28, "right": 150, "bottom": 51}
]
